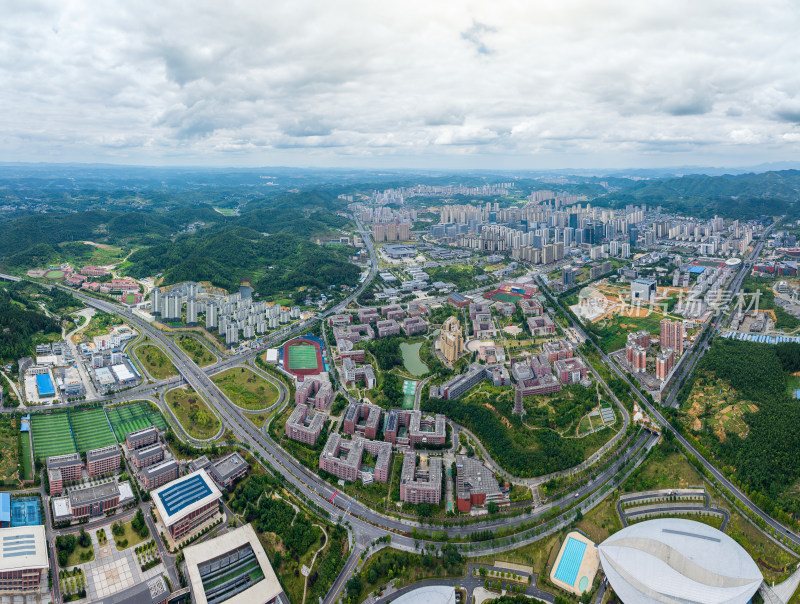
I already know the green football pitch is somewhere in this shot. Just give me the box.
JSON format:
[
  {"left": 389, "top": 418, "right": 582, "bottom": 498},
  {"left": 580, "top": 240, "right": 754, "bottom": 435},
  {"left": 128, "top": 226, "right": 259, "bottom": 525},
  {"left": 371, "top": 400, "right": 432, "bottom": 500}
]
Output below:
[
  {"left": 287, "top": 345, "right": 319, "bottom": 370},
  {"left": 490, "top": 292, "right": 523, "bottom": 303}
]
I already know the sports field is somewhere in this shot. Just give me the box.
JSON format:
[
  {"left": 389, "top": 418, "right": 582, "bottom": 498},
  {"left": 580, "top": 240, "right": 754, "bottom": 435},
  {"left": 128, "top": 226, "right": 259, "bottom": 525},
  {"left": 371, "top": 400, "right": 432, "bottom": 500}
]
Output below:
[
  {"left": 70, "top": 408, "right": 117, "bottom": 453},
  {"left": 402, "top": 380, "right": 417, "bottom": 409},
  {"left": 43, "top": 269, "right": 65, "bottom": 280},
  {"left": 287, "top": 344, "right": 319, "bottom": 370},
  {"left": 31, "top": 413, "right": 76, "bottom": 461},
  {"left": 106, "top": 402, "right": 167, "bottom": 442},
  {"left": 489, "top": 292, "right": 523, "bottom": 303}
]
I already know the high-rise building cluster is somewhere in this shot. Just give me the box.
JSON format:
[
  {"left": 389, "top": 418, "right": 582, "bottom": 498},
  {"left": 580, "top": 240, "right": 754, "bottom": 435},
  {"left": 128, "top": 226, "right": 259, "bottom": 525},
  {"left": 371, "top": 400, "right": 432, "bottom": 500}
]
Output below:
[{"left": 151, "top": 283, "right": 301, "bottom": 347}]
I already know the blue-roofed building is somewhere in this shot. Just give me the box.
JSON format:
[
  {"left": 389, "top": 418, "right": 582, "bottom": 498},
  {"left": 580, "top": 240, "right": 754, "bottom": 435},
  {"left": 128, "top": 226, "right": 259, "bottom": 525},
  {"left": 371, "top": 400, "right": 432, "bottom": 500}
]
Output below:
[
  {"left": 0, "top": 494, "right": 9, "bottom": 528},
  {"left": 152, "top": 469, "right": 222, "bottom": 541},
  {"left": 19, "top": 415, "right": 30, "bottom": 433},
  {"left": 34, "top": 374, "right": 54, "bottom": 397}
]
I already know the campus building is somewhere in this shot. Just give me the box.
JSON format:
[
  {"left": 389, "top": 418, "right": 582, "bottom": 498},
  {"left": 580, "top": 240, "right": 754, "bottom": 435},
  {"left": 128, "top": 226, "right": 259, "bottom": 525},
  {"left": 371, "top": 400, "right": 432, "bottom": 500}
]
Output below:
[
  {"left": 143, "top": 459, "right": 179, "bottom": 490},
  {"left": 399, "top": 453, "right": 442, "bottom": 505},
  {"left": 206, "top": 453, "right": 248, "bottom": 489},
  {"left": 511, "top": 356, "right": 562, "bottom": 397},
  {"left": 86, "top": 445, "right": 121, "bottom": 477},
  {"left": 341, "top": 357, "right": 377, "bottom": 389},
  {"left": 53, "top": 482, "right": 121, "bottom": 521},
  {"left": 376, "top": 319, "right": 401, "bottom": 337},
  {"left": 126, "top": 425, "right": 159, "bottom": 450},
  {"left": 295, "top": 378, "right": 334, "bottom": 410},
  {"left": 0, "top": 526, "right": 47, "bottom": 593},
  {"left": 319, "top": 433, "right": 392, "bottom": 483},
  {"left": 286, "top": 403, "right": 326, "bottom": 445},
  {"left": 455, "top": 455, "right": 507, "bottom": 512},
  {"left": 553, "top": 357, "right": 589, "bottom": 384},
  {"left": 343, "top": 401, "right": 382, "bottom": 439},
  {"left": 183, "top": 523, "right": 284, "bottom": 604},
  {"left": 132, "top": 443, "right": 165, "bottom": 468},
  {"left": 384, "top": 409, "right": 446, "bottom": 447},
  {"left": 152, "top": 469, "right": 223, "bottom": 541},
  {"left": 542, "top": 339, "right": 574, "bottom": 364},
  {"left": 47, "top": 453, "right": 83, "bottom": 495}
]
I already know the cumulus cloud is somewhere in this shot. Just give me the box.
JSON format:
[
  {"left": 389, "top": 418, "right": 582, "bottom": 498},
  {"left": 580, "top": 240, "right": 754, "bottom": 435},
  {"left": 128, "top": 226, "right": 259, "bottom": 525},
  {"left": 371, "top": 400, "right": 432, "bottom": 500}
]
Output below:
[{"left": 0, "top": 0, "right": 799, "bottom": 167}]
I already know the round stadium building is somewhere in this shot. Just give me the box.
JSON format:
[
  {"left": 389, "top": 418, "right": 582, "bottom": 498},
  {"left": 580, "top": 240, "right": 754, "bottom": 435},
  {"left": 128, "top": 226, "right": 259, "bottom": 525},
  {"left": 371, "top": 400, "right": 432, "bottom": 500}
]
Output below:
[{"left": 598, "top": 518, "right": 762, "bottom": 604}]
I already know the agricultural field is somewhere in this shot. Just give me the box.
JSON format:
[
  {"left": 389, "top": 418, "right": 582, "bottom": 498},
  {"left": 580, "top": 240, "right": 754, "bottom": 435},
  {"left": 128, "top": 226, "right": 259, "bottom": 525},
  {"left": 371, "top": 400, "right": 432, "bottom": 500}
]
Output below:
[
  {"left": 30, "top": 412, "right": 76, "bottom": 461},
  {"left": 133, "top": 344, "right": 178, "bottom": 379},
  {"left": 69, "top": 408, "right": 117, "bottom": 453},
  {"left": 106, "top": 402, "right": 167, "bottom": 442},
  {"left": 165, "top": 387, "right": 221, "bottom": 439},
  {"left": 681, "top": 375, "right": 756, "bottom": 442},
  {"left": 212, "top": 368, "right": 280, "bottom": 411},
  {"left": 176, "top": 335, "right": 216, "bottom": 366},
  {"left": 0, "top": 416, "right": 20, "bottom": 485}
]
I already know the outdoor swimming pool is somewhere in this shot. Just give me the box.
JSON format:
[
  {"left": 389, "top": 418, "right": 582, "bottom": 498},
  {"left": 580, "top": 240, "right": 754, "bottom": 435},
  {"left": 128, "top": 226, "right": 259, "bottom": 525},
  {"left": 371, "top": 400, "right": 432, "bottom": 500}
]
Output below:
[{"left": 554, "top": 537, "right": 587, "bottom": 587}]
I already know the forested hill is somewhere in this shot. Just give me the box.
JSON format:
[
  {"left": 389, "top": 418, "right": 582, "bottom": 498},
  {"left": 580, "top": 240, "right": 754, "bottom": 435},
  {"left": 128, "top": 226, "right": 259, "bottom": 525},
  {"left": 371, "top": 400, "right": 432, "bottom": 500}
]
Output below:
[
  {"left": 595, "top": 170, "right": 800, "bottom": 218},
  {"left": 0, "top": 287, "right": 61, "bottom": 364},
  {"left": 126, "top": 227, "right": 360, "bottom": 298}
]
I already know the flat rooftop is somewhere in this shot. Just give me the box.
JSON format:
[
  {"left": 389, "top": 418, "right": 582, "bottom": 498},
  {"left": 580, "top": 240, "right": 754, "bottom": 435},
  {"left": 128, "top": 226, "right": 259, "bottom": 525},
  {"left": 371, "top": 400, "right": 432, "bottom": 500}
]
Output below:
[
  {"left": 0, "top": 526, "right": 47, "bottom": 572},
  {"left": 183, "top": 523, "right": 282, "bottom": 604},
  {"left": 152, "top": 469, "right": 221, "bottom": 526},
  {"left": 69, "top": 481, "right": 120, "bottom": 506}
]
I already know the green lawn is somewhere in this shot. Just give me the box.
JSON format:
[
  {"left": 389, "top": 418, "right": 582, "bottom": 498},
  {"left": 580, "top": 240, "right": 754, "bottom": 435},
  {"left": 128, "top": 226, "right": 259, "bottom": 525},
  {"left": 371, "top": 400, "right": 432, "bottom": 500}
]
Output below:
[
  {"left": 165, "top": 387, "right": 221, "bottom": 439},
  {"left": 176, "top": 336, "right": 216, "bottom": 366},
  {"left": 134, "top": 344, "right": 178, "bottom": 379},
  {"left": 19, "top": 431, "right": 32, "bottom": 481},
  {"left": 212, "top": 368, "right": 280, "bottom": 410},
  {"left": 114, "top": 521, "right": 148, "bottom": 551},
  {"left": 65, "top": 542, "right": 95, "bottom": 567}
]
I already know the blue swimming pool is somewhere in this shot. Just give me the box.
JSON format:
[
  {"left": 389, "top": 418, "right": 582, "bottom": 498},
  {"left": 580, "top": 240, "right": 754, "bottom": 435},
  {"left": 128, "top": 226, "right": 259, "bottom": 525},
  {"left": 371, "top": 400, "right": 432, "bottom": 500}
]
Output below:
[{"left": 554, "top": 537, "right": 587, "bottom": 587}]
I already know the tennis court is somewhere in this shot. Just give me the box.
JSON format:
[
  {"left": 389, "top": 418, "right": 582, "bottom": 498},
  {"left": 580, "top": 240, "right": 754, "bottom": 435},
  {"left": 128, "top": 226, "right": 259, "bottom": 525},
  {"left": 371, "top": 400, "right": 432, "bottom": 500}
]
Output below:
[
  {"left": 10, "top": 497, "right": 42, "bottom": 527},
  {"left": 30, "top": 413, "right": 76, "bottom": 461},
  {"left": 70, "top": 408, "right": 117, "bottom": 453},
  {"left": 106, "top": 402, "right": 167, "bottom": 442},
  {"left": 286, "top": 345, "right": 319, "bottom": 370},
  {"left": 403, "top": 380, "right": 417, "bottom": 409}
]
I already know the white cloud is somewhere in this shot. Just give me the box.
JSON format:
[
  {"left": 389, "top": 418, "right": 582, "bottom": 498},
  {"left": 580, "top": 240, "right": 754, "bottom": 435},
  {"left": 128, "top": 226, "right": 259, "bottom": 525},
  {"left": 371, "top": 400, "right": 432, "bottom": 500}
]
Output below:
[{"left": 0, "top": 0, "right": 799, "bottom": 167}]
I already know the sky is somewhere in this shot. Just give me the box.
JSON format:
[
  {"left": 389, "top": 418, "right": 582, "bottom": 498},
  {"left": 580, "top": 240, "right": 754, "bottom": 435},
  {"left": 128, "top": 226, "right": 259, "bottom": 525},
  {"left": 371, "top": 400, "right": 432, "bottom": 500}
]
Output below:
[{"left": 2, "top": 0, "right": 800, "bottom": 170}]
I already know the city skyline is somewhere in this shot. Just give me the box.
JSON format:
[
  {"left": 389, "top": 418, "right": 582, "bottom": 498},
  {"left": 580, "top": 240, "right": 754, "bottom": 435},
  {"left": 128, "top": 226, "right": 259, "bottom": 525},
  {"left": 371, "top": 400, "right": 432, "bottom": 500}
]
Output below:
[{"left": 2, "top": 1, "right": 800, "bottom": 168}]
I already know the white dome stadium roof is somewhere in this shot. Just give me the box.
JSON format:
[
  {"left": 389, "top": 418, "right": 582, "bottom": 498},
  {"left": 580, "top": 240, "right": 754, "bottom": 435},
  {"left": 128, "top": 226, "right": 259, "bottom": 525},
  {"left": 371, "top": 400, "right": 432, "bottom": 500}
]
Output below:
[{"left": 598, "top": 518, "right": 762, "bottom": 604}]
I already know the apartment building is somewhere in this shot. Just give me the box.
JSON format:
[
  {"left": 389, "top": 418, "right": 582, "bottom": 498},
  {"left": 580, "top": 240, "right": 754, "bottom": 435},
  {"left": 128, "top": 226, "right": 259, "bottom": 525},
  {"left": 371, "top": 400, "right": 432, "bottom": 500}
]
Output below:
[
  {"left": 542, "top": 339, "right": 574, "bottom": 364},
  {"left": 553, "top": 357, "right": 589, "bottom": 384},
  {"left": 384, "top": 409, "right": 446, "bottom": 447}
]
